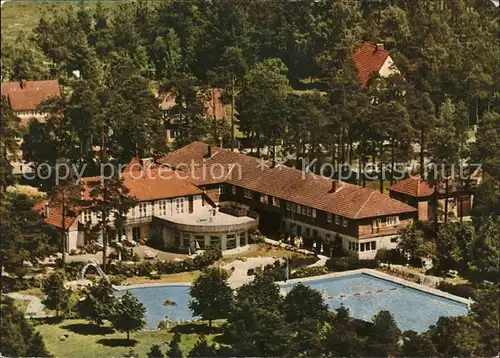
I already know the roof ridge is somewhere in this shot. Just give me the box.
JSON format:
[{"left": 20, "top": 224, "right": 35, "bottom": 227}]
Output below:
[{"left": 354, "top": 190, "right": 375, "bottom": 219}]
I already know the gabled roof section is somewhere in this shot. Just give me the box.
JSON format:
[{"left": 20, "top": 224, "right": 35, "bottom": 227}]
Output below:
[
  {"left": 80, "top": 168, "right": 203, "bottom": 202},
  {"left": 158, "top": 88, "right": 225, "bottom": 119},
  {"left": 388, "top": 176, "right": 434, "bottom": 198},
  {"left": 352, "top": 42, "right": 390, "bottom": 86},
  {"left": 1, "top": 80, "right": 61, "bottom": 111},
  {"left": 160, "top": 142, "right": 417, "bottom": 219},
  {"left": 33, "top": 200, "right": 78, "bottom": 229}
]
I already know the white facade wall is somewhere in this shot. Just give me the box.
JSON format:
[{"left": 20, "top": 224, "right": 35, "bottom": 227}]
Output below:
[
  {"left": 378, "top": 55, "right": 399, "bottom": 78},
  {"left": 284, "top": 218, "right": 399, "bottom": 260}
]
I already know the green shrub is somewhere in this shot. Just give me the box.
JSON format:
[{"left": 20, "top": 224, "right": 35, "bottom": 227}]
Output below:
[
  {"left": 438, "top": 281, "right": 474, "bottom": 299},
  {"left": 65, "top": 261, "right": 85, "bottom": 280},
  {"left": 291, "top": 266, "right": 327, "bottom": 279},
  {"left": 289, "top": 254, "right": 319, "bottom": 268},
  {"left": 375, "top": 248, "right": 407, "bottom": 265},
  {"left": 326, "top": 256, "right": 378, "bottom": 272},
  {"left": 134, "top": 261, "right": 158, "bottom": 276},
  {"left": 109, "top": 275, "right": 126, "bottom": 286}
]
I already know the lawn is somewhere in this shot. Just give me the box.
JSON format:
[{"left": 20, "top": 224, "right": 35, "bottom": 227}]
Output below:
[
  {"left": 36, "top": 319, "right": 223, "bottom": 358},
  {"left": 18, "top": 287, "right": 45, "bottom": 299}
]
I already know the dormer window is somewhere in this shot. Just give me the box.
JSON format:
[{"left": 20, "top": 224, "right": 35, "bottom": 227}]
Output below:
[
  {"left": 83, "top": 210, "right": 92, "bottom": 223},
  {"left": 43, "top": 201, "right": 50, "bottom": 217},
  {"left": 139, "top": 203, "right": 147, "bottom": 217},
  {"left": 386, "top": 216, "right": 400, "bottom": 226}
]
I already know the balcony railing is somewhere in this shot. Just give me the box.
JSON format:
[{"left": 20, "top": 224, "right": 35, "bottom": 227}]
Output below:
[
  {"left": 219, "top": 206, "right": 259, "bottom": 219},
  {"left": 125, "top": 216, "right": 152, "bottom": 225}
]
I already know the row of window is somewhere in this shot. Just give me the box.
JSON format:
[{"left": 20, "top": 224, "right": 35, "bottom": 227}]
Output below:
[
  {"left": 221, "top": 184, "right": 402, "bottom": 231},
  {"left": 179, "top": 231, "right": 246, "bottom": 250},
  {"left": 286, "top": 202, "right": 317, "bottom": 218},
  {"left": 15, "top": 110, "right": 44, "bottom": 117},
  {"left": 82, "top": 197, "right": 188, "bottom": 223},
  {"left": 221, "top": 184, "right": 282, "bottom": 208},
  {"left": 348, "top": 241, "right": 377, "bottom": 252},
  {"left": 326, "top": 213, "right": 348, "bottom": 227}
]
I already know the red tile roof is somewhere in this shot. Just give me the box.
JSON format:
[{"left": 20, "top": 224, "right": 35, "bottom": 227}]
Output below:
[
  {"left": 80, "top": 168, "right": 203, "bottom": 202},
  {"left": 352, "top": 42, "right": 390, "bottom": 86},
  {"left": 159, "top": 88, "right": 225, "bottom": 119},
  {"left": 388, "top": 177, "right": 434, "bottom": 198},
  {"left": 389, "top": 173, "right": 481, "bottom": 198},
  {"left": 33, "top": 200, "right": 77, "bottom": 229},
  {"left": 160, "top": 142, "right": 417, "bottom": 219},
  {"left": 1, "top": 80, "right": 61, "bottom": 111}
]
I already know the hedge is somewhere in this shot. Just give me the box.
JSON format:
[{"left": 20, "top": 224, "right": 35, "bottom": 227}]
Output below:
[{"left": 325, "top": 256, "right": 378, "bottom": 272}]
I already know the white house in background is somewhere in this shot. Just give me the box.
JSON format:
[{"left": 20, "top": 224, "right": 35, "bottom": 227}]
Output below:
[{"left": 352, "top": 42, "right": 399, "bottom": 87}]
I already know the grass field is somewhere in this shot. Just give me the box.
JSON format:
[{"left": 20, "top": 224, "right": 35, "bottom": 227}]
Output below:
[
  {"left": 36, "top": 318, "right": 223, "bottom": 358},
  {"left": 18, "top": 287, "right": 45, "bottom": 299},
  {"left": 1, "top": 1, "right": 121, "bottom": 44}
]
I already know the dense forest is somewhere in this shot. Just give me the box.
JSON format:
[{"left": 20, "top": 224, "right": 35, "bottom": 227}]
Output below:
[{"left": 1, "top": 0, "right": 498, "bottom": 191}]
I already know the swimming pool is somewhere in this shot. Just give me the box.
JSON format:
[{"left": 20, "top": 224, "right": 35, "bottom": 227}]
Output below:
[{"left": 121, "top": 273, "right": 469, "bottom": 332}]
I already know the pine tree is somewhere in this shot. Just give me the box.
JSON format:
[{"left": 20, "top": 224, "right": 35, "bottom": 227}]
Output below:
[
  {"left": 0, "top": 97, "right": 21, "bottom": 192},
  {"left": 87, "top": 172, "right": 136, "bottom": 273},
  {"left": 0, "top": 297, "right": 51, "bottom": 357},
  {"left": 42, "top": 271, "right": 71, "bottom": 317}
]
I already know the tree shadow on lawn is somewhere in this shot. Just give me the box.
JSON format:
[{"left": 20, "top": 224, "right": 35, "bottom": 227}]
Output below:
[
  {"left": 61, "top": 323, "right": 115, "bottom": 336},
  {"left": 97, "top": 338, "right": 138, "bottom": 347},
  {"left": 171, "top": 323, "right": 223, "bottom": 335}
]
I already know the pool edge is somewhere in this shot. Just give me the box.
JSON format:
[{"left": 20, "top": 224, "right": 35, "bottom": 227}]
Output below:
[
  {"left": 114, "top": 282, "right": 191, "bottom": 291},
  {"left": 277, "top": 268, "right": 473, "bottom": 306},
  {"left": 114, "top": 268, "right": 472, "bottom": 307}
]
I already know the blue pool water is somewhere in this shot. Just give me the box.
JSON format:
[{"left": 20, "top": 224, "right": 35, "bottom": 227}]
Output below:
[
  {"left": 122, "top": 273, "right": 468, "bottom": 332},
  {"left": 119, "top": 285, "right": 193, "bottom": 329}
]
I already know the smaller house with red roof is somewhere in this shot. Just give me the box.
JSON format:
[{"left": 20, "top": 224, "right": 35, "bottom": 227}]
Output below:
[
  {"left": 352, "top": 42, "right": 399, "bottom": 86},
  {"left": 1, "top": 79, "right": 61, "bottom": 125},
  {"left": 388, "top": 176, "right": 477, "bottom": 223},
  {"left": 1, "top": 79, "right": 62, "bottom": 176},
  {"left": 159, "top": 88, "right": 225, "bottom": 145}
]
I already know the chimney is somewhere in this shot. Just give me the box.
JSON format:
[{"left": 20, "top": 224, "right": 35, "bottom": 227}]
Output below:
[
  {"left": 330, "top": 180, "right": 341, "bottom": 193},
  {"left": 141, "top": 157, "right": 153, "bottom": 169},
  {"left": 206, "top": 145, "right": 212, "bottom": 158},
  {"left": 44, "top": 200, "right": 50, "bottom": 217},
  {"left": 376, "top": 43, "right": 384, "bottom": 51},
  {"left": 20, "top": 79, "right": 27, "bottom": 89}
]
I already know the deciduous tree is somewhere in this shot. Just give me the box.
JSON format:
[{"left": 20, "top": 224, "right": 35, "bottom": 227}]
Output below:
[
  {"left": 189, "top": 267, "right": 233, "bottom": 328},
  {"left": 111, "top": 291, "right": 146, "bottom": 341}
]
